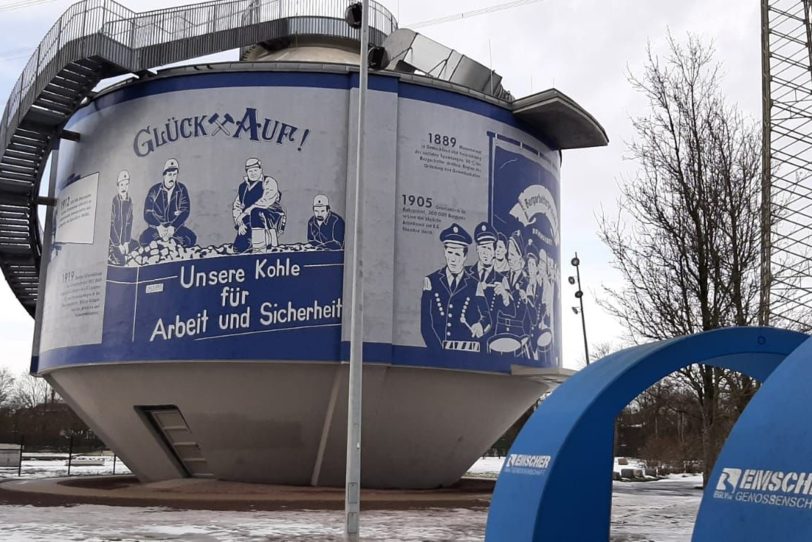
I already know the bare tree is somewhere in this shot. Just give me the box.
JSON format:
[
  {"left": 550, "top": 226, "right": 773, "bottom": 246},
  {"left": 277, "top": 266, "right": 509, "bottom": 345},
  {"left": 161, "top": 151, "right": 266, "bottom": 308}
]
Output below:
[
  {"left": 11, "top": 372, "right": 50, "bottom": 409},
  {"left": 0, "top": 368, "right": 15, "bottom": 407},
  {"left": 630, "top": 377, "right": 703, "bottom": 468},
  {"left": 575, "top": 340, "right": 622, "bottom": 368},
  {"left": 600, "top": 34, "right": 763, "bottom": 485}
]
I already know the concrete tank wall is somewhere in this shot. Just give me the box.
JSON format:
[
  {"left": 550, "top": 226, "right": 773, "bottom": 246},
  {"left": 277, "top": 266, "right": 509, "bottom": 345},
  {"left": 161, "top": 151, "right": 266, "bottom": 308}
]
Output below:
[{"left": 46, "top": 362, "right": 552, "bottom": 488}]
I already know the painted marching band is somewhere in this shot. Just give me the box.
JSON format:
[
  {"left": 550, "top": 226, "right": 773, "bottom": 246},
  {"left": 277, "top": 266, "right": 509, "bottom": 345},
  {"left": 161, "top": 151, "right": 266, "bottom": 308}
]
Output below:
[{"left": 421, "top": 221, "right": 558, "bottom": 364}]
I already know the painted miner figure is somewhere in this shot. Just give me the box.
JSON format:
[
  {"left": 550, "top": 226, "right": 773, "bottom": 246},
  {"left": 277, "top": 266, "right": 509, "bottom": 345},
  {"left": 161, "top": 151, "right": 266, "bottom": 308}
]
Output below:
[
  {"left": 108, "top": 170, "right": 138, "bottom": 265},
  {"left": 421, "top": 223, "right": 491, "bottom": 352},
  {"left": 233, "top": 158, "right": 286, "bottom": 253},
  {"left": 307, "top": 194, "right": 345, "bottom": 250},
  {"left": 465, "top": 222, "right": 511, "bottom": 348},
  {"left": 139, "top": 158, "right": 197, "bottom": 248}
]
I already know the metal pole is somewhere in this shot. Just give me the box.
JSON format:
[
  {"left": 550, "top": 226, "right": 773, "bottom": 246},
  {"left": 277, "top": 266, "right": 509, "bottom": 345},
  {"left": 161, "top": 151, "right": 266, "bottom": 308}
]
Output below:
[
  {"left": 17, "top": 435, "right": 23, "bottom": 477},
  {"left": 67, "top": 435, "right": 74, "bottom": 476},
  {"left": 759, "top": 0, "right": 772, "bottom": 327},
  {"left": 345, "top": 1, "right": 369, "bottom": 539},
  {"left": 112, "top": 454, "right": 117, "bottom": 475},
  {"left": 573, "top": 253, "right": 589, "bottom": 365},
  {"left": 804, "top": 0, "right": 812, "bottom": 86}
]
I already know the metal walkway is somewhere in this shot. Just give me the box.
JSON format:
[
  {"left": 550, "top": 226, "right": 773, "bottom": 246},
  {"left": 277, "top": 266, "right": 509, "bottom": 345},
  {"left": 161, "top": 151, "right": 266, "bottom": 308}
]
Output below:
[{"left": 0, "top": 0, "right": 396, "bottom": 315}]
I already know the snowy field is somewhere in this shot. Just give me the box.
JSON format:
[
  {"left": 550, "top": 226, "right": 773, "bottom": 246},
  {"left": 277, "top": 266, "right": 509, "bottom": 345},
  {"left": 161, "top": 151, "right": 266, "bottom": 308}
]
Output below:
[
  {"left": 611, "top": 476, "right": 703, "bottom": 542},
  {"left": 0, "top": 454, "right": 131, "bottom": 479},
  {"left": 0, "top": 457, "right": 703, "bottom": 541}
]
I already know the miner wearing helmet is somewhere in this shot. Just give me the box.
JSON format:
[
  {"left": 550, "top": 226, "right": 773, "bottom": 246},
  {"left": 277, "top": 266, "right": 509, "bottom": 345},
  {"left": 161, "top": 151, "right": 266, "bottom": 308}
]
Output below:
[
  {"left": 232, "top": 157, "right": 287, "bottom": 253},
  {"left": 108, "top": 169, "right": 138, "bottom": 265},
  {"left": 139, "top": 158, "right": 197, "bottom": 248},
  {"left": 420, "top": 223, "right": 491, "bottom": 352},
  {"left": 306, "top": 194, "right": 345, "bottom": 250}
]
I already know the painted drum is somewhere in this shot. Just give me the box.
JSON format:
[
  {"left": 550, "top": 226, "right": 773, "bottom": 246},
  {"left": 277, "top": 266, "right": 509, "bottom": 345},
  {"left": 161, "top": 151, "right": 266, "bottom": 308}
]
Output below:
[
  {"left": 534, "top": 327, "right": 554, "bottom": 366},
  {"left": 537, "top": 328, "right": 553, "bottom": 349},
  {"left": 488, "top": 335, "right": 527, "bottom": 357}
]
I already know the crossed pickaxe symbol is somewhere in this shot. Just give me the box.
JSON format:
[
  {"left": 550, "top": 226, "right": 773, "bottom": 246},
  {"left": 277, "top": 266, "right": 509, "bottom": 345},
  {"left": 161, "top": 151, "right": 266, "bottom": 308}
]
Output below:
[{"left": 208, "top": 113, "right": 235, "bottom": 136}]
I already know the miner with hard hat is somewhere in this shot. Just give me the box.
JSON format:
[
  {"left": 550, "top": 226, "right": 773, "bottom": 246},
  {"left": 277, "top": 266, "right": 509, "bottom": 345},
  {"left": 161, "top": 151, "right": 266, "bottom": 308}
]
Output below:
[
  {"left": 307, "top": 194, "right": 345, "bottom": 250},
  {"left": 139, "top": 158, "right": 197, "bottom": 247},
  {"left": 420, "top": 223, "right": 491, "bottom": 352},
  {"left": 232, "top": 157, "right": 287, "bottom": 253},
  {"left": 108, "top": 169, "right": 138, "bottom": 265}
]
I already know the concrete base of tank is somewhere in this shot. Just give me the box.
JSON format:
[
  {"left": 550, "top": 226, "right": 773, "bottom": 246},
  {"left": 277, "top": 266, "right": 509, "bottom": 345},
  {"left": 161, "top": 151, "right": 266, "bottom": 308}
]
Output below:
[{"left": 44, "top": 362, "right": 569, "bottom": 489}]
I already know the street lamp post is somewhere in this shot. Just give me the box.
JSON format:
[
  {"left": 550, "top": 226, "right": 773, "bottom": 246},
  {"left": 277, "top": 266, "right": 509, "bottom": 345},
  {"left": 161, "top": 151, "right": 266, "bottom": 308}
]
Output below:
[
  {"left": 344, "top": 1, "right": 369, "bottom": 539},
  {"left": 569, "top": 253, "right": 590, "bottom": 365}
]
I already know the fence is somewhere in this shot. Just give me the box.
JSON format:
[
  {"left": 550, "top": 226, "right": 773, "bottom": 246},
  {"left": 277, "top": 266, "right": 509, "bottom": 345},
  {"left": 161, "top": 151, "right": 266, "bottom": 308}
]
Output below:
[
  {"left": 1, "top": 0, "right": 397, "bottom": 146},
  {"left": 0, "top": 431, "right": 128, "bottom": 478}
]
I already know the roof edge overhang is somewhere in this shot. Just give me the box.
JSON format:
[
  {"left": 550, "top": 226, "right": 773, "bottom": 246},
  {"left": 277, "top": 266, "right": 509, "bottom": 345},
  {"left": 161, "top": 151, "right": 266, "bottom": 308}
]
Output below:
[
  {"left": 91, "top": 63, "right": 608, "bottom": 155},
  {"left": 512, "top": 89, "right": 609, "bottom": 150}
]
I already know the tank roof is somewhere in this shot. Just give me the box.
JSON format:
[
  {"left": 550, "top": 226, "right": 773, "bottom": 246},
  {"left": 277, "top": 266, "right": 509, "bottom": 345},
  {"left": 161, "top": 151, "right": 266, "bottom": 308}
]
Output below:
[{"left": 97, "top": 61, "right": 608, "bottom": 151}]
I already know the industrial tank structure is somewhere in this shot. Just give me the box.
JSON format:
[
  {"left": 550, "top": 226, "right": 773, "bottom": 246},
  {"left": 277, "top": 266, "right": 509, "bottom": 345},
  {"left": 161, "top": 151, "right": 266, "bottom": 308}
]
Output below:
[{"left": 0, "top": 0, "right": 607, "bottom": 488}]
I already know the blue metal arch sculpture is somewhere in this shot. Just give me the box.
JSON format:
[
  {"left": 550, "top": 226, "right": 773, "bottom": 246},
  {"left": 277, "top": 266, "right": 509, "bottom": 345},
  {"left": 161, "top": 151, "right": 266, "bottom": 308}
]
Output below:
[
  {"left": 485, "top": 326, "right": 808, "bottom": 541},
  {"left": 693, "top": 332, "right": 812, "bottom": 541}
]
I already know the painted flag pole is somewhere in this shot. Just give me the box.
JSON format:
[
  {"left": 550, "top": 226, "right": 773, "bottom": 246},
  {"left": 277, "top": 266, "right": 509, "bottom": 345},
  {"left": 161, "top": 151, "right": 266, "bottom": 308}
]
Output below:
[{"left": 345, "top": 0, "right": 369, "bottom": 539}]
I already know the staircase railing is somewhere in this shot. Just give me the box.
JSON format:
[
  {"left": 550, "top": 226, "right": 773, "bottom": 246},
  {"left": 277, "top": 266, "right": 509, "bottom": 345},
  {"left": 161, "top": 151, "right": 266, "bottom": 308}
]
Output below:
[{"left": 0, "top": 0, "right": 396, "bottom": 315}]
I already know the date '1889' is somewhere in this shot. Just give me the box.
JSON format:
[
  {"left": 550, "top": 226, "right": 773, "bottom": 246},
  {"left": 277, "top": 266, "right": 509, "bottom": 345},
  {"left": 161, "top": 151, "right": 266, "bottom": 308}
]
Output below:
[{"left": 428, "top": 133, "right": 456, "bottom": 147}]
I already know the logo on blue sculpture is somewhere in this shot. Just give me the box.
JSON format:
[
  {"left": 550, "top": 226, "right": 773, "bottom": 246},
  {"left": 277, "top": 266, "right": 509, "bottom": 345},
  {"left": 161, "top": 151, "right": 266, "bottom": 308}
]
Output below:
[
  {"left": 713, "top": 465, "right": 812, "bottom": 510},
  {"left": 503, "top": 453, "right": 552, "bottom": 476},
  {"left": 716, "top": 468, "right": 742, "bottom": 493}
]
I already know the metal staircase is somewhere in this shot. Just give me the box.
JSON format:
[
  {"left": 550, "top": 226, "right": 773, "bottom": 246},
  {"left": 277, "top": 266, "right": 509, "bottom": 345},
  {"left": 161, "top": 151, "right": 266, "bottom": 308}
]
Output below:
[{"left": 0, "top": 0, "right": 396, "bottom": 316}]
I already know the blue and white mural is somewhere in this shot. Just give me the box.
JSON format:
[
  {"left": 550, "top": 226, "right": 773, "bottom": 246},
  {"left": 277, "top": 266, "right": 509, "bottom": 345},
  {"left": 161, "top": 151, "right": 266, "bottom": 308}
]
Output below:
[
  {"left": 36, "top": 72, "right": 560, "bottom": 374},
  {"left": 418, "top": 132, "right": 560, "bottom": 368},
  {"left": 97, "top": 150, "right": 347, "bottom": 362}
]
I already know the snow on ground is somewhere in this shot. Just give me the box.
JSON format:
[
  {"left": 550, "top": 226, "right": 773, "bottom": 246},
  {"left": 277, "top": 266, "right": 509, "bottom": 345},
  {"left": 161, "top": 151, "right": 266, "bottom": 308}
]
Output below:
[
  {"left": 0, "top": 458, "right": 704, "bottom": 541},
  {"left": 0, "top": 455, "right": 131, "bottom": 479},
  {"left": 468, "top": 456, "right": 672, "bottom": 481},
  {"left": 611, "top": 475, "right": 703, "bottom": 542},
  {"left": 0, "top": 505, "right": 487, "bottom": 541},
  {"left": 465, "top": 456, "right": 504, "bottom": 477},
  {"left": 0, "top": 505, "right": 493, "bottom": 541},
  {"left": 469, "top": 457, "right": 703, "bottom": 541}
]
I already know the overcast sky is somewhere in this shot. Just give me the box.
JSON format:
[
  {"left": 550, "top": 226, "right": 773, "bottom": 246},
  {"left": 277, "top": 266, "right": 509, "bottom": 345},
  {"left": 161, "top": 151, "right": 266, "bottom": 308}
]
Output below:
[{"left": 0, "top": 0, "right": 762, "bottom": 373}]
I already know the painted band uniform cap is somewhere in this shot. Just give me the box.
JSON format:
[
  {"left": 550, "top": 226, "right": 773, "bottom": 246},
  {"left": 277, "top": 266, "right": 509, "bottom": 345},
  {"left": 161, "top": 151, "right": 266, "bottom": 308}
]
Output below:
[
  {"left": 474, "top": 222, "right": 498, "bottom": 244},
  {"left": 162, "top": 158, "right": 179, "bottom": 174},
  {"left": 509, "top": 230, "right": 526, "bottom": 258},
  {"left": 440, "top": 223, "right": 472, "bottom": 247},
  {"left": 313, "top": 194, "right": 329, "bottom": 207},
  {"left": 116, "top": 170, "right": 130, "bottom": 183},
  {"left": 245, "top": 157, "right": 262, "bottom": 170}
]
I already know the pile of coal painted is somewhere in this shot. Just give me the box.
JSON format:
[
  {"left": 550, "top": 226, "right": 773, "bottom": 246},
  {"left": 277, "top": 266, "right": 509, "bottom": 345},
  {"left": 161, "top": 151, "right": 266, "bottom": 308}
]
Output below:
[{"left": 124, "top": 239, "right": 322, "bottom": 266}]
